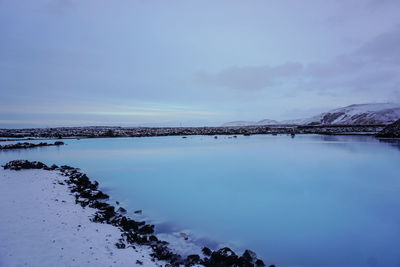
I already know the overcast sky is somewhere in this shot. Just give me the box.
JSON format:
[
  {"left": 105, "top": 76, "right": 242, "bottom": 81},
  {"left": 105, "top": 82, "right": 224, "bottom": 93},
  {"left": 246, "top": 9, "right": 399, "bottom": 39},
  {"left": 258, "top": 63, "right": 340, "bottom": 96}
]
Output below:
[{"left": 1, "top": 0, "right": 400, "bottom": 128}]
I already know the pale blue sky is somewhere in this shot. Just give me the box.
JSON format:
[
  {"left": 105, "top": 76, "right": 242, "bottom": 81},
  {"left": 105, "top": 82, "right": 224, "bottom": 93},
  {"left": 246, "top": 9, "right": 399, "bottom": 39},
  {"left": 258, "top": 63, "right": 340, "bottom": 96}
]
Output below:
[{"left": 1, "top": 0, "right": 400, "bottom": 127}]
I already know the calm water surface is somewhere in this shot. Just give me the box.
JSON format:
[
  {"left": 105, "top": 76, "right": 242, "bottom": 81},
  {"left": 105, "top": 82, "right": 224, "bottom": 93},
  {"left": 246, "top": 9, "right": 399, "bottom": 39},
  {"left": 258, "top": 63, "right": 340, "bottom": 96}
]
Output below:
[{"left": 1, "top": 135, "right": 400, "bottom": 267}]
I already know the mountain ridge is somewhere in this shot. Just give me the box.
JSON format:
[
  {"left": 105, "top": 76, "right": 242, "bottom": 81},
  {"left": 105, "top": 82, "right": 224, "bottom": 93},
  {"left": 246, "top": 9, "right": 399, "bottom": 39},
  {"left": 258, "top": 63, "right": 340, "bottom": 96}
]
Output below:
[{"left": 222, "top": 103, "right": 400, "bottom": 127}]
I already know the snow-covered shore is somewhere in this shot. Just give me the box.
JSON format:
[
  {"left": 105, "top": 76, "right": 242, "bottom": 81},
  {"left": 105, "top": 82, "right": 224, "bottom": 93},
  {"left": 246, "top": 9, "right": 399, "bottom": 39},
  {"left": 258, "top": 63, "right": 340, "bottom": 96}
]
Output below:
[
  {"left": 0, "top": 167, "right": 158, "bottom": 267},
  {"left": 0, "top": 160, "right": 268, "bottom": 267}
]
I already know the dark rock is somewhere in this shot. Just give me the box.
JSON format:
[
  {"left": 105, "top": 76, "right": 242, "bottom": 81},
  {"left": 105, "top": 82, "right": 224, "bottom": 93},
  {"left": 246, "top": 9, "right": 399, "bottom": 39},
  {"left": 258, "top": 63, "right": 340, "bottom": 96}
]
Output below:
[
  {"left": 89, "top": 201, "right": 109, "bottom": 210},
  {"left": 50, "top": 164, "right": 59, "bottom": 170},
  {"left": 256, "top": 259, "right": 267, "bottom": 267},
  {"left": 90, "top": 190, "right": 109, "bottom": 200},
  {"left": 115, "top": 242, "right": 126, "bottom": 249},
  {"left": 0, "top": 142, "right": 64, "bottom": 150},
  {"left": 206, "top": 247, "right": 238, "bottom": 267},
  {"left": 149, "top": 235, "right": 158, "bottom": 242},
  {"left": 241, "top": 249, "right": 257, "bottom": 264},
  {"left": 3, "top": 160, "right": 48, "bottom": 170},
  {"left": 150, "top": 244, "right": 182, "bottom": 264},
  {"left": 60, "top": 165, "right": 74, "bottom": 170},
  {"left": 117, "top": 207, "right": 127, "bottom": 214},
  {"left": 126, "top": 233, "right": 148, "bottom": 245},
  {"left": 92, "top": 206, "right": 116, "bottom": 223},
  {"left": 119, "top": 216, "right": 144, "bottom": 232},
  {"left": 137, "top": 224, "right": 154, "bottom": 235},
  {"left": 186, "top": 254, "right": 201, "bottom": 265},
  {"left": 376, "top": 119, "right": 400, "bottom": 138},
  {"left": 134, "top": 210, "right": 142, "bottom": 214},
  {"left": 202, "top": 247, "right": 212, "bottom": 256}
]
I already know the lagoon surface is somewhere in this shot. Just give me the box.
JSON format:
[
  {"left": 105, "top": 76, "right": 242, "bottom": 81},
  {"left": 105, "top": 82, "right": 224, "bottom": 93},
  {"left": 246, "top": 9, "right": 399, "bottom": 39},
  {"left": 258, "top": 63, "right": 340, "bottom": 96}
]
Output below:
[{"left": 1, "top": 134, "right": 400, "bottom": 267}]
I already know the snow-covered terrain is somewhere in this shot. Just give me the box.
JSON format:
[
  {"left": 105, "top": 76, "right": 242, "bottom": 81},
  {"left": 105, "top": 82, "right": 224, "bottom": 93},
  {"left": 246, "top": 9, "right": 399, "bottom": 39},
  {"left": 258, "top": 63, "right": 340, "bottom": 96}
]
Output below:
[
  {"left": 222, "top": 119, "right": 278, "bottom": 127},
  {"left": 0, "top": 168, "right": 159, "bottom": 267},
  {"left": 291, "top": 103, "right": 400, "bottom": 125},
  {"left": 223, "top": 103, "right": 400, "bottom": 126}
]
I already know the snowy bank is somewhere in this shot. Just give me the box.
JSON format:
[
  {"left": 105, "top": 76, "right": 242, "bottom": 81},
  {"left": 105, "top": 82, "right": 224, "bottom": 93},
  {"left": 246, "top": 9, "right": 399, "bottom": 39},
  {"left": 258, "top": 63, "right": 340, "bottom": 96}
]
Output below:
[
  {"left": 0, "top": 166, "right": 158, "bottom": 267},
  {"left": 0, "top": 160, "right": 269, "bottom": 267}
]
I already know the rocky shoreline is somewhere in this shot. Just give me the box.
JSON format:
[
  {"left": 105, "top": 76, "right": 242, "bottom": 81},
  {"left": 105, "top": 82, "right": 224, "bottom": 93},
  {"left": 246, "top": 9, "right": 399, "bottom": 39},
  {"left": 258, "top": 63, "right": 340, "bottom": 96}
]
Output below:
[
  {"left": 3, "top": 160, "right": 272, "bottom": 267},
  {"left": 0, "top": 141, "right": 64, "bottom": 150},
  {"left": 376, "top": 119, "right": 400, "bottom": 138},
  {"left": 0, "top": 125, "right": 386, "bottom": 139}
]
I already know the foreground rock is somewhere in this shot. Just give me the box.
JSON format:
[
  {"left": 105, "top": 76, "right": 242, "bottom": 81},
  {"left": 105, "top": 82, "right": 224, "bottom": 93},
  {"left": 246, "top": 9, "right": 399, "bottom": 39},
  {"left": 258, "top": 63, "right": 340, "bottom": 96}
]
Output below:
[
  {"left": 376, "top": 119, "right": 400, "bottom": 138},
  {"left": 0, "top": 141, "right": 64, "bottom": 150},
  {"left": 2, "top": 160, "right": 272, "bottom": 267}
]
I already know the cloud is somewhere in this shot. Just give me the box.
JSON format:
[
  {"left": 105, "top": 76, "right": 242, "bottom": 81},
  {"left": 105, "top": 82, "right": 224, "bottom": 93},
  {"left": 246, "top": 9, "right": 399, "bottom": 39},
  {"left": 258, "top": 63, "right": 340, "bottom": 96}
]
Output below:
[
  {"left": 195, "top": 62, "right": 303, "bottom": 91},
  {"left": 46, "top": 0, "right": 76, "bottom": 15},
  {"left": 195, "top": 25, "right": 400, "bottom": 97},
  {"left": 357, "top": 25, "right": 400, "bottom": 64},
  {"left": 368, "top": 0, "right": 400, "bottom": 8}
]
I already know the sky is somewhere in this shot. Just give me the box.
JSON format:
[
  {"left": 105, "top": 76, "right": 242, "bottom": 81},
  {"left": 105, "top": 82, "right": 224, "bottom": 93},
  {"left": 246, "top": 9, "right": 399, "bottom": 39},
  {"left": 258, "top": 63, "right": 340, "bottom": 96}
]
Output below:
[{"left": 1, "top": 0, "right": 400, "bottom": 128}]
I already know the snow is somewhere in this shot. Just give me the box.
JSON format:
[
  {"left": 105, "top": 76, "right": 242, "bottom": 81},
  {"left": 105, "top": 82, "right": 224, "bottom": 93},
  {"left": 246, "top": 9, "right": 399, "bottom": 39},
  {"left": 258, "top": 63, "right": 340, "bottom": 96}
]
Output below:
[
  {"left": 322, "top": 103, "right": 400, "bottom": 125},
  {"left": 0, "top": 168, "right": 160, "bottom": 267},
  {"left": 223, "top": 103, "right": 400, "bottom": 126},
  {"left": 336, "top": 103, "right": 400, "bottom": 113},
  {"left": 256, "top": 119, "right": 279, "bottom": 125},
  {"left": 274, "top": 103, "right": 400, "bottom": 125}
]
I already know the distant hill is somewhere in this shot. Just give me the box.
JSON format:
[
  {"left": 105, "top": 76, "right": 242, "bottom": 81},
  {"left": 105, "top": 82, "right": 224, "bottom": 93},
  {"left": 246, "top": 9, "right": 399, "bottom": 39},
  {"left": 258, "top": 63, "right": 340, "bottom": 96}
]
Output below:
[
  {"left": 222, "top": 119, "right": 278, "bottom": 127},
  {"left": 222, "top": 103, "right": 400, "bottom": 126}
]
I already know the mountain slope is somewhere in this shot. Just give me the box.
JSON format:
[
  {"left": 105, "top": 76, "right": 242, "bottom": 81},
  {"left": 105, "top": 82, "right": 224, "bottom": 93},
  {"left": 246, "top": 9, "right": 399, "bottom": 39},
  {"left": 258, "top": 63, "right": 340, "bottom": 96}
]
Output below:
[
  {"left": 222, "top": 103, "right": 400, "bottom": 126},
  {"left": 304, "top": 103, "right": 400, "bottom": 125},
  {"left": 222, "top": 119, "right": 278, "bottom": 127},
  {"left": 257, "top": 119, "right": 279, "bottom": 125}
]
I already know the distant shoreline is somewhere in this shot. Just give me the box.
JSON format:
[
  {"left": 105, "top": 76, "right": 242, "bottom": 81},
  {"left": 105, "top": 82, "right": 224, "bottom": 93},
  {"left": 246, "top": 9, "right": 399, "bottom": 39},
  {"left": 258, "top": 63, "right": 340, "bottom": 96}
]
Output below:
[{"left": 0, "top": 124, "right": 387, "bottom": 141}]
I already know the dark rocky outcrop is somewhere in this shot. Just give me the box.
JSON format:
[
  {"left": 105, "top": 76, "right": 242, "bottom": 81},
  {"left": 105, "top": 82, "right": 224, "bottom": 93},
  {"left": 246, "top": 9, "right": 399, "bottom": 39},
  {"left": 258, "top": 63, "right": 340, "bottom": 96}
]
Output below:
[
  {"left": 0, "top": 142, "right": 64, "bottom": 150},
  {"left": 376, "top": 119, "right": 400, "bottom": 138},
  {"left": 3, "top": 160, "right": 48, "bottom": 170},
  {"left": 2, "top": 160, "right": 271, "bottom": 267},
  {"left": 202, "top": 247, "right": 269, "bottom": 267}
]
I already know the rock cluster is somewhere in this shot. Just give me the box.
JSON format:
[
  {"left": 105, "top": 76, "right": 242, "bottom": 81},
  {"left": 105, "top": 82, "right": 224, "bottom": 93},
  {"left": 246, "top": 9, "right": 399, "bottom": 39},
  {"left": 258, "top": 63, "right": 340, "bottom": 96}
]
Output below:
[
  {"left": 376, "top": 119, "right": 400, "bottom": 138},
  {"left": 2, "top": 160, "right": 271, "bottom": 267},
  {"left": 0, "top": 141, "right": 64, "bottom": 150}
]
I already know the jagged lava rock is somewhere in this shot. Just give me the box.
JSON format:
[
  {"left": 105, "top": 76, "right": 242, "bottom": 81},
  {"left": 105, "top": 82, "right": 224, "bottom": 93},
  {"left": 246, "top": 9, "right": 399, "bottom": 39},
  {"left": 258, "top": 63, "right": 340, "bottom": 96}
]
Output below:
[{"left": 376, "top": 119, "right": 400, "bottom": 138}]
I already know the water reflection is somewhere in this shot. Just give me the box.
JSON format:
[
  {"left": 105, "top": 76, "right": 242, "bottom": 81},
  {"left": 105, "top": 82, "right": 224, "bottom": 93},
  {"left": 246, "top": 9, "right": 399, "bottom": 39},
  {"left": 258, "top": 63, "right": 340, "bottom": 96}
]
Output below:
[{"left": 378, "top": 138, "right": 400, "bottom": 151}]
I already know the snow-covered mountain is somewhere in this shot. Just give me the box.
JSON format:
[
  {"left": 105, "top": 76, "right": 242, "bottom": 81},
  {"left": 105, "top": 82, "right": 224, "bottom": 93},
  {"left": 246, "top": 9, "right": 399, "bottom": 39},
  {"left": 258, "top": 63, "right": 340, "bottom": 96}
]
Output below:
[
  {"left": 223, "top": 103, "right": 400, "bottom": 126},
  {"left": 257, "top": 119, "right": 279, "bottom": 125},
  {"left": 294, "top": 103, "right": 400, "bottom": 125}
]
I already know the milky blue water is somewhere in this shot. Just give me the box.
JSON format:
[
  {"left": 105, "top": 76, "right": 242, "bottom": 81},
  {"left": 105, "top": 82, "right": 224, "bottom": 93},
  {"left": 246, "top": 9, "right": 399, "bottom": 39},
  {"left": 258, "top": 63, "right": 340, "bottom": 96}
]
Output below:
[{"left": 1, "top": 135, "right": 400, "bottom": 267}]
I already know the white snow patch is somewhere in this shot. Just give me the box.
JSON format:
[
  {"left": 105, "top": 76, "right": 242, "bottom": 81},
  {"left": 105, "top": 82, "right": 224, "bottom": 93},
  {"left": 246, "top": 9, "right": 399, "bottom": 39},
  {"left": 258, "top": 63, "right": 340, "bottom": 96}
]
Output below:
[{"left": 0, "top": 168, "right": 160, "bottom": 267}]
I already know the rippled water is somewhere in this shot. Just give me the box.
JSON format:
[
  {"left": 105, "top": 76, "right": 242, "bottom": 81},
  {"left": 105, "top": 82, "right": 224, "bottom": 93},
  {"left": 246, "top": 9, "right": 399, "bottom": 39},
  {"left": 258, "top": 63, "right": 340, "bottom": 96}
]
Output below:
[{"left": 1, "top": 134, "right": 400, "bottom": 267}]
